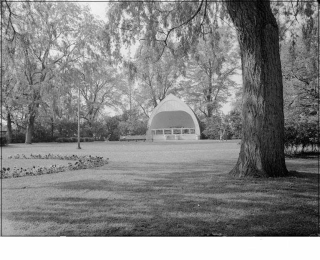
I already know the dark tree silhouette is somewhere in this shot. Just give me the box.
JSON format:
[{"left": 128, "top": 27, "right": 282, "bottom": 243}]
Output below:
[{"left": 225, "top": 0, "right": 288, "bottom": 177}]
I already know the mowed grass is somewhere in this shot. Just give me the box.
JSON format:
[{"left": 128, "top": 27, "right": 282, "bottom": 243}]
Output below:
[{"left": 1, "top": 140, "right": 318, "bottom": 236}]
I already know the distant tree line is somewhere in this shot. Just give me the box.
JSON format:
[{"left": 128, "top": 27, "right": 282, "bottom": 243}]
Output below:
[
  {"left": 1, "top": 1, "right": 240, "bottom": 143},
  {"left": 1, "top": 1, "right": 317, "bottom": 157}
]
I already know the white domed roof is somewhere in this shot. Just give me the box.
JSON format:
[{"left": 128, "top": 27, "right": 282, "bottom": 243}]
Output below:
[{"left": 147, "top": 94, "right": 200, "bottom": 138}]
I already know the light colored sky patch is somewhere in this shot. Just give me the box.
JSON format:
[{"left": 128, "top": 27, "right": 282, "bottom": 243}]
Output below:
[{"left": 78, "top": 1, "right": 109, "bottom": 21}]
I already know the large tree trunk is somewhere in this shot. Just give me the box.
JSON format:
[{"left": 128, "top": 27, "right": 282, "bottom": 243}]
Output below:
[
  {"left": 25, "top": 114, "right": 35, "bottom": 144},
  {"left": 225, "top": 0, "right": 288, "bottom": 177}
]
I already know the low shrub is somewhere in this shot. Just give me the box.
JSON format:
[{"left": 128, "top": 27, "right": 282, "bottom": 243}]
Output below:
[
  {"left": 284, "top": 121, "right": 319, "bottom": 155},
  {"left": 11, "top": 132, "right": 25, "bottom": 143},
  {"left": 12, "top": 138, "right": 24, "bottom": 143},
  {"left": 56, "top": 137, "right": 64, "bottom": 142},
  {"left": 0, "top": 136, "right": 7, "bottom": 146},
  {"left": 56, "top": 137, "right": 94, "bottom": 143},
  {"left": 70, "top": 137, "right": 77, "bottom": 142}
]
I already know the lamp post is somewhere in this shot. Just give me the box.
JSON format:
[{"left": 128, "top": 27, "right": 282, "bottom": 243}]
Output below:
[{"left": 77, "top": 85, "right": 81, "bottom": 149}]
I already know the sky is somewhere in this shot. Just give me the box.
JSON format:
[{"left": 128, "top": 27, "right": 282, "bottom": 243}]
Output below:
[
  {"left": 78, "top": 1, "right": 109, "bottom": 21},
  {"left": 79, "top": 1, "right": 237, "bottom": 114}
]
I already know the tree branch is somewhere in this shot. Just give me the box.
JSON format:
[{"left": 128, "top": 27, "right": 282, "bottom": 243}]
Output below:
[
  {"left": 163, "top": 0, "right": 204, "bottom": 45},
  {"left": 139, "top": 104, "right": 150, "bottom": 118}
]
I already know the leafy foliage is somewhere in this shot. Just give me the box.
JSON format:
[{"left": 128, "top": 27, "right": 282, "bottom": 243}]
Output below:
[
  {"left": 183, "top": 24, "right": 240, "bottom": 118},
  {"left": 278, "top": 2, "right": 319, "bottom": 154},
  {"left": 117, "top": 109, "right": 148, "bottom": 136},
  {"left": 225, "top": 109, "right": 242, "bottom": 139},
  {"left": 132, "top": 46, "right": 185, "bottom": 113},
  {"left": 1, "top": 1, "right": 123, "bottom": 144},
  {"left": 2, "top": 1, "right": 317, "bottom": 153},
  {"left": 226, "top": 2, "right": 318, "bottom": 153},
  {"left": 107, "top": 1, "right": 240, "bottom": 123},
  {"left": 201, "top": 114, "right": 222, "bottom": 139},
  {"left": 0, "top": 136, "right": 8, "bottom": 146}
]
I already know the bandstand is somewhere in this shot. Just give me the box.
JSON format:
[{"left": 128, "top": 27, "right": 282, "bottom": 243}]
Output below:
[{"left": 146, "top": 94, "right": 201, "bottom": 141}]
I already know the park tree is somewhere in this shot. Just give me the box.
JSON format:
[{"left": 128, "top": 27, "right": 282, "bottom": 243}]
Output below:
[
  {"left": 181, "top": 21, "right": 240, "bottom": 140},
  {"left": 2, "top": 1, "right": 86, "bottom": 144},
  {"left": 2, "top": 1, "right": 120, "bottom": 143},
  {"left": 118, "top": 108, "right": 148, "bottom": 136},
  {"left": 226, "top": 109, "right": 242, "bottom": 139},
  {"left": 278, "top": 2, "right": 318, "bottom": 153},
  {"left": 224, "top": 0, "right": 289, "bottom": 177},
  {"left": 114, "top": 44, "right": 185, "bottom": 119},
  {"left": 1, "top": 2, "right": 28, "bottom": 142},
  {"left": 133, "top": 45, "right": 185, "bottom": 113},
  {"left": 107, "top": 0, "right": 293, "bottom": 177},
  {"left": 74, "top": 14, "right": 127, "bottom": 134},
  {"left": 77, "top": 59, "right": 121, "bottom": 132},
  {"left": 1, "top": 40, "right": 19, "bottom": 143},
  {"left": 183, "top": 23, "right": 240, "bottom": 118}
]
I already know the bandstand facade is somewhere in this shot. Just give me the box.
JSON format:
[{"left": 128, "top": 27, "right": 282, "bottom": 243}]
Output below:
[{"left": 146, "top": 94, "right": 201, "bottom": 141}]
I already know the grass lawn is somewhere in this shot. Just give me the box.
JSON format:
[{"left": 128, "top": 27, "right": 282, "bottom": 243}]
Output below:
[{"left": 1, "top": 140, "right": 318, "bottom": 236}]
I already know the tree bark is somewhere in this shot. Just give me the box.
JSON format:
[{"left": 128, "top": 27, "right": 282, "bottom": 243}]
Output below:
[
  {"left": 225, "top": 0, "right": 288, "bottom": 177},
  {"left": 25, "top": 114, "right": 35, "bottom": 144},
  {"left": 6, "top": 111, "right": 13, "bottom": 144},
  {"left": 51, "top": 117, "right": 54, "bottom": 140},
  {"left": 206, "top": 85, "right": 213, "bottom": 118}
]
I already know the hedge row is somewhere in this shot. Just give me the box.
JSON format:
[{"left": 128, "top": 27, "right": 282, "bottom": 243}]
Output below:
[
  {"left": 0, "top": 136, "right": 7, "bottom": 146},
  {"left": 56, "top": 137, "right": 94, "bottom": 143},
  {"left": 284, "top": 122, "right": 318, "bottom": 155}
]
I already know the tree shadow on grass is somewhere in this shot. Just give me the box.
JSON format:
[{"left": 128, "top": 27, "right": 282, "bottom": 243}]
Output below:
[
  {"left": 286, "top": 159, "right": 318, "bottom": 172},
  {"left": 3, "top": 159, "right": 319, "bottom": 236}
]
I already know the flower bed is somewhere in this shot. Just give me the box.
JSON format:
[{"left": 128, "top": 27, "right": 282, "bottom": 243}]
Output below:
[{"left": 1, "top": 154, "right": 109, "bottom": 179}]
